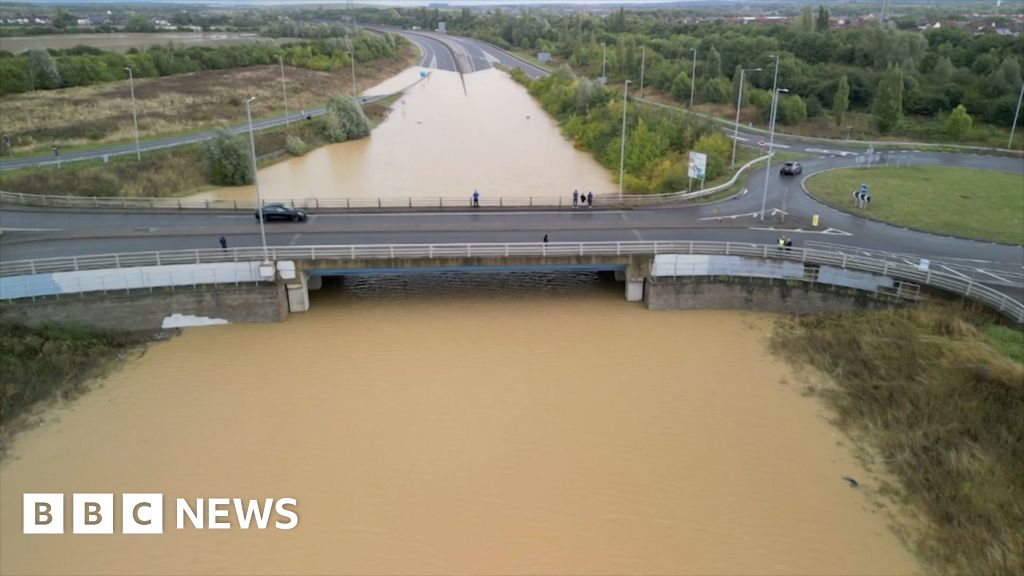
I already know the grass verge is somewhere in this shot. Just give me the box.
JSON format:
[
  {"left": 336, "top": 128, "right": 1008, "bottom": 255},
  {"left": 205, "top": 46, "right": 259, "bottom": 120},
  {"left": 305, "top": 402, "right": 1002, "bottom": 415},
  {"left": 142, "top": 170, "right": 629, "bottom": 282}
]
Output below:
[
  {"left": 805, "top": 165, "right": 1024, "bottom": 244},
  {"left": 0, "top": 321, "right": 154, "bottom": 460},
  {"left": 770, "top": 306, "right": 1024, "bottom": 575}
]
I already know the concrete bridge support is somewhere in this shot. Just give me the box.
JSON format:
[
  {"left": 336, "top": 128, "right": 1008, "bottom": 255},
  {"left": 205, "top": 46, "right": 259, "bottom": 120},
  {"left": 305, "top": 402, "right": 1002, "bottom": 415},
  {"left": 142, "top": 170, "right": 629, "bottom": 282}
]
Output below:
[{"left": 285, "top": 271, "right": 312, "bottom": 313}]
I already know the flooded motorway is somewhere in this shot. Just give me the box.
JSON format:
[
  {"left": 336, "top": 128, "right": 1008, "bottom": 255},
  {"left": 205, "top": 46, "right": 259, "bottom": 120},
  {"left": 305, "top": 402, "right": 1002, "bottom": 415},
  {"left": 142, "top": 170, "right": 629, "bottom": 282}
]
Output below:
[
  {"left": 197, "top": 69, "right": 617, "bottom": 202},
  {"left": 0, "top": 274, "right": 920, "bottom": 575}
]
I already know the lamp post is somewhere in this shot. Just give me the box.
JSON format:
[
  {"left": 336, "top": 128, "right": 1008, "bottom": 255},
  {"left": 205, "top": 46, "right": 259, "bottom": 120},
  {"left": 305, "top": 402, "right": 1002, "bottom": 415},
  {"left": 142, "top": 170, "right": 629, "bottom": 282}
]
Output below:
[
  {"left": 278, "top": 55, "right": 289, "bottom": 128},
  {"left": 732, "top": 67, "right": 762, "bottom": 166},
  {"left": 1009, "top": 81, "right": 1023, "bottom": 150},
  {"left": 689, "top": 47, "right": 697, "bottom": 108},
  {"left": 619, "top": 79, "right": 631, "bottom": 199},
  {"left": 245, "top": 96, "right": 269, "bottom": 263},
  {"left": 124, "top": 67, "right": 141, "bottom": 162},
  {"left": 759, "top": 54, "right": 782, "bottom": 223},
  {"left": 639, "top": 45, "right": 646, "bottom": 98}
]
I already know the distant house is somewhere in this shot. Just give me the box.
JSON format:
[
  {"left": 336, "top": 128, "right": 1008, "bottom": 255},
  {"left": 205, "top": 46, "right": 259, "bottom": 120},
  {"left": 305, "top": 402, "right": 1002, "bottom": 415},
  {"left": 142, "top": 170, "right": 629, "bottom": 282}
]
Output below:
[{"left": 76, "top": 18, "right": 91, "bottom": 26}]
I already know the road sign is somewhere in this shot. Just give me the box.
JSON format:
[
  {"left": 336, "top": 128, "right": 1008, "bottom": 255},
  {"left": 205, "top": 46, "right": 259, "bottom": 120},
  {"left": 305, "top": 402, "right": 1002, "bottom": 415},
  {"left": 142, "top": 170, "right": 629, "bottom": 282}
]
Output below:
[{"left": 688, "top": 151, "right": 707, "bottom": 180}]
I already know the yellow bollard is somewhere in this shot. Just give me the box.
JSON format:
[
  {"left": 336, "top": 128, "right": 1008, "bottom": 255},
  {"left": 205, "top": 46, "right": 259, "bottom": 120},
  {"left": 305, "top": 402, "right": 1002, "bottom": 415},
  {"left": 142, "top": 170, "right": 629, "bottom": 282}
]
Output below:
[{"left": 812, "top": 214, "right": 820, "bottom": 227}]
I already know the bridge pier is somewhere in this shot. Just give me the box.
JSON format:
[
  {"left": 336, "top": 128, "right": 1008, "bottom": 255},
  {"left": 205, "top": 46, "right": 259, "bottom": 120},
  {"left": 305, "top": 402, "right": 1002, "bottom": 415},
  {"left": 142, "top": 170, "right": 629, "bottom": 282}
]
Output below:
[{"left": 285, "top": 271, "right": 312, "bottom": 313}]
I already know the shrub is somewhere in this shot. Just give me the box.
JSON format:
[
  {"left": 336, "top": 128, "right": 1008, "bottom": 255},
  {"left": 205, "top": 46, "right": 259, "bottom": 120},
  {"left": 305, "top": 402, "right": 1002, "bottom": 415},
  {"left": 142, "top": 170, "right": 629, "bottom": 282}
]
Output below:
[
  {"left": 203, "top": 128, "right": 252, "bottom": 186},
  {"left": 285, "top": 134, "right": 309, "bottom": 156},
  {"left": 322, "top": 94, "right": 370, "bottom": 143}
]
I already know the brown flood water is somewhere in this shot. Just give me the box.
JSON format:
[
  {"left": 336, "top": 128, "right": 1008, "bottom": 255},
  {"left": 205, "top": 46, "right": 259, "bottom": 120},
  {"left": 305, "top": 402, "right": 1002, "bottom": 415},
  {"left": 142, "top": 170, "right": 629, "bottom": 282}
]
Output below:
[
  {"left": 195, "top": 69, "right": 616, "bottom": 202},
  {"left": 0, "top": 274, "right": 919, "bottom": 575}
]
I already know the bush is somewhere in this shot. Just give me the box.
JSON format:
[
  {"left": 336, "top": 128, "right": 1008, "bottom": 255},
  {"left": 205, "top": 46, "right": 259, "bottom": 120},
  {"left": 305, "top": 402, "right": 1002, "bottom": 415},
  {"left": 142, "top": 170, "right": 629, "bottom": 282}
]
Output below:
[
  {"left": 322, "top": 94, "right": 370, "bottom": 143},
  {"left": 203, "top": 128, "right": 252, "bottom": 186},
  {"left": 285, "top": 134, "right": 309, "bottom": 156},
  {"left": 777, "top": 94, "right": 808, "bottom": 125}
]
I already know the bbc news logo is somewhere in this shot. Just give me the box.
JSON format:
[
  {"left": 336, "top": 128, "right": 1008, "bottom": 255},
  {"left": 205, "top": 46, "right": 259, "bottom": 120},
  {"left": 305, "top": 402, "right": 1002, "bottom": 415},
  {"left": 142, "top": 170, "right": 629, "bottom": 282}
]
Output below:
[{"left": 23, "top": 494, "right": 299, "bottom": 534}]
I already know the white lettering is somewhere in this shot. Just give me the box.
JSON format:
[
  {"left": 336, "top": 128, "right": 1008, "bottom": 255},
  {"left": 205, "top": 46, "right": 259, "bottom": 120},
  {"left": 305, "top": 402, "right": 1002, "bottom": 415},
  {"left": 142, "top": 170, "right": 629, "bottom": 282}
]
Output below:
[
  {"left": 208, "top": 498, "right": 231, "bottom": 529},
  {"left": 232, "top": 498, "right": 274, "bottom": 529},
  {"left": 176, "top": 498, "right": 203, "bottom": 530},
  {"left": 274, "top": 498, "right": 299, "bottom": 530}
]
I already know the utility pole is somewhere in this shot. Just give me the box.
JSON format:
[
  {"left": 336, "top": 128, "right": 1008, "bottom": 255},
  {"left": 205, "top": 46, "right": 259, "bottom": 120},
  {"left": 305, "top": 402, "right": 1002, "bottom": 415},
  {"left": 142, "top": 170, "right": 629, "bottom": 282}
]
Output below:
[
  {"left": 759, "top": 55, "right": 781, "bottom": 223},
  {"left": 601, "top": 43, "right": 607, "bottom": 82},
  {"left": 1009, "top": 81, "right": 1023, "bottom": 150},
  {"left": 124, "top": 67, "right": 141, "bottom": 162},
  {"left": 732, "top": 67, "right": 761, "bottom": 166},
  {"left": 245, "top": 96, "right": 269, "bottom": 263},
  {"left": 618, "top": 80, "right": 631, "bottom": 199},
  {"left": 689, "top": 47, "right": 698, "bottom": 108},
  {"left": 278, "top": 55, "right": 289, "bottom": 128}
]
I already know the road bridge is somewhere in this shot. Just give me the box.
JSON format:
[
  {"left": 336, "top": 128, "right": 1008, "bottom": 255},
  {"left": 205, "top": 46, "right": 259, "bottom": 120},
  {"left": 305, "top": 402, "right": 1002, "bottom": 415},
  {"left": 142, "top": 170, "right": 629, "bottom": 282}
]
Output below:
[{"left": 2, "top": 242, "right": 1020, "bottom": 330}]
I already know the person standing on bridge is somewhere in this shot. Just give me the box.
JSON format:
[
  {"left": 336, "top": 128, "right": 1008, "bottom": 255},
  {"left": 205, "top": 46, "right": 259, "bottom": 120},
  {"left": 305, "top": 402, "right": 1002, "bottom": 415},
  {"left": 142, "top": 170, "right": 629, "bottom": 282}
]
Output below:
[
  {"left": 219, "top": 236, "right": 227, "bottom": 251},
  {"left": 543, "top": 234, "right": 549, "bottom": 244},
  {"left": 586, "top": 192, "right": 593, "bottom": 207},
  {"left": 472, "top": 189, "right": 480, "bottom": 208},
  {"left": 572, "top": 190, "right": 579, "bottom": 207}
]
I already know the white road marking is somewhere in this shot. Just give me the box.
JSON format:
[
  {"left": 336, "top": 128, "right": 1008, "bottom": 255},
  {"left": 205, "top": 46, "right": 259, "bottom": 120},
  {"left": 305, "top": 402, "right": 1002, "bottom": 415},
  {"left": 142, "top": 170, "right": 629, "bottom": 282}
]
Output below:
[{"left": 749, "top": 226, "right": 853, "bottom": 236}]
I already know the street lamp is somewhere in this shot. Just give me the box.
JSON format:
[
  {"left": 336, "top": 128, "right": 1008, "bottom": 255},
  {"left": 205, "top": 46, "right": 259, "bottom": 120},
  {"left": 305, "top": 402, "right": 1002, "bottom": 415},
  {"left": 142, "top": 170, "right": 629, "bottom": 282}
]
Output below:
[
  {"left": 245, "top": 96, "right": 269, "bottom": 263},
  {"left": 278, "top": 55, "right": 289, "bottom": 128},
  {"left": 1009, "top": 81, "right": 1023, "bottom": 150},
  {"left": 124, "top": 67, "right": 141, "bottom": 162},
  {"left": 689, "top": 47, "right": 698, "bottom": 108},
  {"left": 601, "top": 43, "right": 607, "bottom": 83},
  {"left": 759, "top": 55, "right": 782, "bottom": 223},
  {"left": 619, "top": 79, "right": 631, "bottom": 198},
  {"left": 732, "top": 67, "right": 762, "bottom": 166}
]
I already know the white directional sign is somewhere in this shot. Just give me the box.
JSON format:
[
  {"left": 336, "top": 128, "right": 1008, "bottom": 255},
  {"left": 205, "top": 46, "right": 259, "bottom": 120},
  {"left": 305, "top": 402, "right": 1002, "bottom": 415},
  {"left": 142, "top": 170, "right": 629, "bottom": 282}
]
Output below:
[{"left": 688, "top": 151, "right": 707, "bottom": 180}]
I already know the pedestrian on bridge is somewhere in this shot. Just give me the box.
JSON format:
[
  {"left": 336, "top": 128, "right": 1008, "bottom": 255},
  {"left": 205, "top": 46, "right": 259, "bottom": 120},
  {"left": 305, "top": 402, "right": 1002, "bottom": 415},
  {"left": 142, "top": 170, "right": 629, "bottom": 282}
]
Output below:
[
  {"left": 586, "top": 192, "right": 593, "bottom": 207},
  {"left": 472, "top": 189, "right": 480, "bottom": 208},
  {"left": 219, "top": 236, "right": 227, "bottom": 251},
  {"left": 543, "top": 234, "right": 549, "bottom": 244},
  {"left": 572, "top": 190, "right": 579, "bottom": 207}
]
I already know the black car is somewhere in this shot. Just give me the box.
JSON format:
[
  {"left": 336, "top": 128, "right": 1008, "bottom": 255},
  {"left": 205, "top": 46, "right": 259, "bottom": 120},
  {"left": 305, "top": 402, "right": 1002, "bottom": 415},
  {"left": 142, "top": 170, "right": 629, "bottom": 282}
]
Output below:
[
  {"left": 780, "top": 161, "right": 803, "bottom": 176},
  {"left": 255, "top": 204, "right": 308, "bottom": 222}
]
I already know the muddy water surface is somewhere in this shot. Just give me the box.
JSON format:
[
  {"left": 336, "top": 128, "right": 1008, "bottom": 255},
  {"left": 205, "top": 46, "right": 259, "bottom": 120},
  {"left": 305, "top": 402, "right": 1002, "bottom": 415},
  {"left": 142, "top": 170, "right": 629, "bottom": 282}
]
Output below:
[
  {"left": 0, "top": 274, "right": 919, "bottom": 575},
  {"left": 198, "top": 69, "right": 616, "bottom": 202}
]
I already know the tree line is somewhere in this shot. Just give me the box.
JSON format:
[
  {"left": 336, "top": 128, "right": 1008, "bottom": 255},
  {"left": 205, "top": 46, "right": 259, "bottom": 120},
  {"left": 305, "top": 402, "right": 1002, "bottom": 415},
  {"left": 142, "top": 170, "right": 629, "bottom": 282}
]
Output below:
[
  {"left": 0, "top": 31, "right": 403, "bottom": 95},
  {"left": 373, "top": 6, "right": 1021, "bottom": 134}
]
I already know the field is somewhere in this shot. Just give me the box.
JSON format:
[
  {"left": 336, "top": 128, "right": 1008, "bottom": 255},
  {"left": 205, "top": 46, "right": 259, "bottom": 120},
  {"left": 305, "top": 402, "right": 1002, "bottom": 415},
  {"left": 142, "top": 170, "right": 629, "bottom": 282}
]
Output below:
[
  {"left": 0, "top": 43, "right": 416, "bottom": 156},
  {"left": 804, "top": 165, "right": 1024, "bottom": 244}
]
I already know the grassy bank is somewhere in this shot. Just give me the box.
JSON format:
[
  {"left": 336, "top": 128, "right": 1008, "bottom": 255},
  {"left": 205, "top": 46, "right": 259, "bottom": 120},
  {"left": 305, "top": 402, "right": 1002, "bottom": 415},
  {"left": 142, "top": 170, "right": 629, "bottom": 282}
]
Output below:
[
  {"left": 0, "top": 93, "right": 396, "bottom": 198},
  {"left": 0, "top": 321, "right": 152, "bottom": 459},
  {"left": 0, "top": 43, "right": 416, "bottom": 157},
  {"left": 805, "top": 165, "right": 1024, "bottom": 245},
  {"left": 770, "top": 306, "right": 1024, "bottom": 575}
]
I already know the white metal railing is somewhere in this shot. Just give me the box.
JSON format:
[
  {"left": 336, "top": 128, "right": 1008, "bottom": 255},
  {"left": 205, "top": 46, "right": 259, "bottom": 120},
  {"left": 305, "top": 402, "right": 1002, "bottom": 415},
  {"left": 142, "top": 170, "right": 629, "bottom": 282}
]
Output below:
[
  {"left": 2, "top": 241, "right": 1021, "bottom": 323},
  {"left": 0, "top": 155, "right": 765, "bottom": 211}
]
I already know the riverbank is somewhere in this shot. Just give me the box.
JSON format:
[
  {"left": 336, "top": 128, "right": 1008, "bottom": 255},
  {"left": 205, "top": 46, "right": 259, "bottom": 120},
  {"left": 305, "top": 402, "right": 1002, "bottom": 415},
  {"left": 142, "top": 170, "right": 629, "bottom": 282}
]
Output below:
[
  {"left": 0, "top": 320, "right": 155, "bottom": 460},
  {"left": 770, "top": 305, "right": 1024, "bottom": 575}
]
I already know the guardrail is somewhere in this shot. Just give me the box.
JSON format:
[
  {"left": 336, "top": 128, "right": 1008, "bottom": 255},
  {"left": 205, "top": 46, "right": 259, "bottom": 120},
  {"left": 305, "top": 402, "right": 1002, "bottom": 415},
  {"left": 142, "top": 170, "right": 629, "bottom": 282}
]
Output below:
[
  {"left": 0, "top": 155, "right": 766, "bottom": 211},
  {"left": 2, "top": 241, "right": 1021, "bottom": 323}
]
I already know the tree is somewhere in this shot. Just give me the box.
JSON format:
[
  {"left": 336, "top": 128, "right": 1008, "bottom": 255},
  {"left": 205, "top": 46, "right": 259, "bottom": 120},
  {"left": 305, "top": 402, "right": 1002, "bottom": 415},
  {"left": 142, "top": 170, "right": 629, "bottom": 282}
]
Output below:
[
  {"left": 706, "top": 46, "right": 722, "bottom": 79},
  {"left": 777, "top": 94, "right": 807, "bottom": 125},
  {"left": 699, "top": 77, "right": 731, "bottom": 104},
  {"left": 800, "top": 7, "right": 814, "bottom": 33},
  {"left": 833, "top": 74, "right": 849, "bottom": 127},
  {"left": 53, "top": 9, "right": 78, "bottom": 29},
  {"left": 816, "top": 6, "right": 830, "bottom": 33},
  {"left": 931, "top": 56, "right": 954, "bottom": 84},
  {"left": 322, "top": 94, "right": 370, "bottom": 142},
  {"left": 872, "top": 65, "right": 903, "bottom": 132},
  {"left": 27, "top": 49, "right": 61, "bottom": 89},
  {"left": 670, "top": 70, "right": 691, "bottom": 103},
  {"left": 945, "top": 104, "right": 973, "bottom": 141},
  {"left": 203, "top": 129, "right": 252, "bottom": 186}
]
